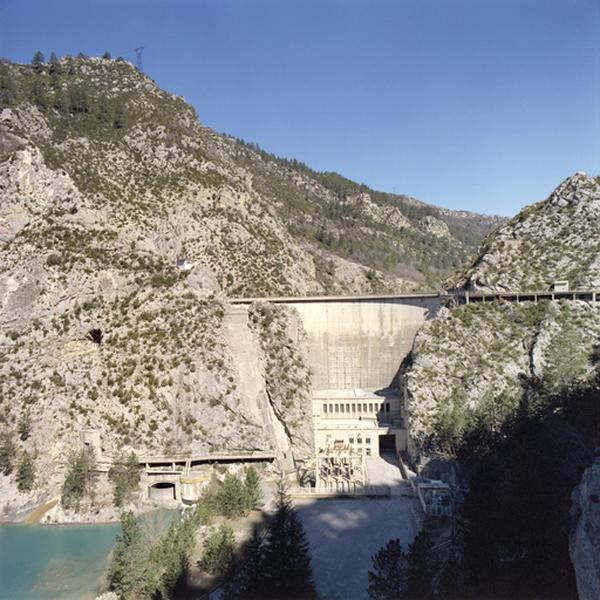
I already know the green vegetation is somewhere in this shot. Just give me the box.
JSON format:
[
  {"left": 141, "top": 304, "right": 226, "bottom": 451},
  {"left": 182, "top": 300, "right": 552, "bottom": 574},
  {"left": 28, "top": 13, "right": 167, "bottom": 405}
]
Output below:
[
  {"left": 16, "top": 450, "right": 35, "bottom": 492},
  {"left": 108, "top": 451, "right": 140, "bottom": 507},
  {"left": 110, "top": 510, "right": 197, "bottom": 600},
  {"left": 367, "top": 531, "right": 433, "bottom": 600},
  {"left": 224, "top": 479, "right": 317, "bottom": 600},
  {"left": 200, "top": 525, "right": 235, "bottom": 575},
  {"left": 61, "top": 447, "right": 96, "bottom": 510},
  {"left": 216, "top": 468, "right": 263, "bottom": 519},
  {"left": 0, "top": 430, "right": 15, "bottom": 475},
  {"left": 457, "top": 381, "right": 599, "bottom": 599}
]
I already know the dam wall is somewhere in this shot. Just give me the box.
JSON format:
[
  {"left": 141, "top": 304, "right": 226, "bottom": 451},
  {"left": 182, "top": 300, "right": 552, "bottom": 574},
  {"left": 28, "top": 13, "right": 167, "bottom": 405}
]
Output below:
[
  {"left": 286, "top": 297, "right": 441, "bottom": 390},
  {"left": 232, "top": 295, "right": 443, "bottom": 391}
]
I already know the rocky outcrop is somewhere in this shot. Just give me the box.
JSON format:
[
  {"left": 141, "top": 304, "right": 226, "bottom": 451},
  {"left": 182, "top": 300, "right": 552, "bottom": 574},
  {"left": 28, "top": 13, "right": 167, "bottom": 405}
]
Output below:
[
  {"left": 570, "top": 458, "right": 600, "bottom": 600},
  {"left": 453, "top": 172, "right": 600, "bottom": 292},
  {"left": 403, "top": 298, "right": 599, "bottom": 458}
]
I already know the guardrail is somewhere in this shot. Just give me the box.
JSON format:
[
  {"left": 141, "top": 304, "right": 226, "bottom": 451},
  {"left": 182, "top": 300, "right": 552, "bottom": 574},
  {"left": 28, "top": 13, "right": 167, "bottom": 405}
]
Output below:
[{"left": 290, "top": 485, "right": 391, "bottom": 498}]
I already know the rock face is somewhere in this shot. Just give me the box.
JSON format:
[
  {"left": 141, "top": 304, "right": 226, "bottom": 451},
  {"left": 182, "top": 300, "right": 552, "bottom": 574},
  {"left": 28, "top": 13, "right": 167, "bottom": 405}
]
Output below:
[
  {"left": 453, "top": 172, "right": 600, "bottom": 292},
  {"left": 570, "top": 458, "right": 600, "bottom": 600},
  {"left": 403, "top": 299, "right": 599, "bottom": 457},
  {"left": 0, "top": 56, "right": 501, "bottom": 516},
  {"left": 403, "top": 172, "right": 600, "bottom": 457}
]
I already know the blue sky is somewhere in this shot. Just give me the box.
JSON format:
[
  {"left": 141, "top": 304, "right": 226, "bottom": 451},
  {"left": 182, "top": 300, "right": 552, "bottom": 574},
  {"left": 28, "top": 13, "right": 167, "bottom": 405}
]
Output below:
[{"left": 1, "top": 0, "right": 599, "bottom": 216}]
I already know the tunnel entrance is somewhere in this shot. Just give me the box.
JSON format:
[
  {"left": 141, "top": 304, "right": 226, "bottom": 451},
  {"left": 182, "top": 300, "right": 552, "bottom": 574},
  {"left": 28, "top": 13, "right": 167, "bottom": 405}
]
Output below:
[
  {"left": 87, "top": 328, "right": 103, "bottom": 345},
  {"left": 378, "top": 434, "right": 396, "bottom": 455},
  {"left": 148, "top": 481, "right": 176, "bottom": 502}
]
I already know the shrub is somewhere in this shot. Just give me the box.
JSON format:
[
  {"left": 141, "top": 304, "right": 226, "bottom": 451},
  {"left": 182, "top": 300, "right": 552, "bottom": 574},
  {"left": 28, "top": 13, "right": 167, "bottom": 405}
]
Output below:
[
  {"left": 200, "top": 525, "right": 235, "bottom": 575},
  {"left": 108, "top": 451, "right": 140, "bottom": 507},
  {"left": 0, "top": 430, "right": 15, "bottom": 475},
  {"left": 61, "top": 447, "right": 96, "bottom": 510},
  {"left": 16, "top": 451, "right": 35, "bottom": 492}
]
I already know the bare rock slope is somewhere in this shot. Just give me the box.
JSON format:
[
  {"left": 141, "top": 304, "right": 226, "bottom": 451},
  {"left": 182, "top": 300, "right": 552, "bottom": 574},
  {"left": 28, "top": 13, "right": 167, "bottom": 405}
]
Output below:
[{"left": 453, "top": 172, "right": 600, "bottom": 292}]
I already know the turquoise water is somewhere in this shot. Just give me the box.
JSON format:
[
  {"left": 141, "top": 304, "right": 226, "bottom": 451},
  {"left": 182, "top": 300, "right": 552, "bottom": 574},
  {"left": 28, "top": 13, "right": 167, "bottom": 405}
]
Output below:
[{"left": 0, "top": 511, "right": 179, "bottom": 600}]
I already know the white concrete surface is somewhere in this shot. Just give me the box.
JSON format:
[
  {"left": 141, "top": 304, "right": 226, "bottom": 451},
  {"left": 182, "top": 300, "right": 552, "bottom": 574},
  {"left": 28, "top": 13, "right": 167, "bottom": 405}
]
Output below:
[
  {"left": 286, "top": 298, "right": 441, "bottom": 390},
  {"left": 365, "top": 453, "right": 405, "bottom": 492},
  {"left": 296, "top": 496, "right": 423, "bottom": 600}
]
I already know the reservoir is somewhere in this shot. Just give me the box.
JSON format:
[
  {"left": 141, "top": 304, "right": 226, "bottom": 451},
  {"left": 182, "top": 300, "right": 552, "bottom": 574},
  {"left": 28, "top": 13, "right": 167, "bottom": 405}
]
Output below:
[{"left": 0, "top": 512, "right": 177, "bottom": 600}]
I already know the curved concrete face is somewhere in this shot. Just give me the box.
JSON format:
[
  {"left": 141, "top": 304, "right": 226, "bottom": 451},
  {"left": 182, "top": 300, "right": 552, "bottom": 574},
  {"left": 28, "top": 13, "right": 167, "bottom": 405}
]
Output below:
[
  {"left": 148, "top": 482, "right": 176, "bottom": 502},
  {"left": 285, "top": 298, "right": 441, "bottom": 390}
]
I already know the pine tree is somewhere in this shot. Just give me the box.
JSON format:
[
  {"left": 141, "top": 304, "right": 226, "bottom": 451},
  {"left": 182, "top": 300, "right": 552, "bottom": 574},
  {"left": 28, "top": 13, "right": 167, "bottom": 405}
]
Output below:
[
  {"left": 29, "top": 79, "right": 49, "bottom": 110},
  {"left": 223, "top": 526, "right": 265, "bottom": 600},
  {"left": 200, "top": 525, "right": 235, "bottom": 575},
  {"left": 102, "top": 51, "right": 112, "bottom": 60},
  {"left": 244, "top": 466, "right": 262, "bottom": 511},
  {"left": 405, "top": 530, "right": 432, "bottom": 599},
  {"left": 49, "top": 51, "right": 62, "bottom": 75},
  {"left": 367, "top": 538, "right": 407, "bottom": 600},
  {"left": 109, "top": 511, "right": 156, "bottom": 599},
  {"left": 218, "top": 473, "right": 248, "bottom": 518},
  {"left": 0, "top": 430, "right": 16, "bottom": 475},
  {"left": 16, "top": 451, "right": 35, "bottom": 492},
  {"left": 31, "top": 51, "right": 45, "bottom": 71},
  {"left": 97, "top": 95, "right": 114, "bottom": 124},
  {"left": 261, "top": 479, "right": 317, "bottom": 600},
  {"left": 61, "top": 447, "right": 97, "bottom": 509},
  {"left": 108, "top": 451, "right": 140, "bottom": 507},
  {"left": 68, "top": 87, "right": 89, "bottom": 113}
]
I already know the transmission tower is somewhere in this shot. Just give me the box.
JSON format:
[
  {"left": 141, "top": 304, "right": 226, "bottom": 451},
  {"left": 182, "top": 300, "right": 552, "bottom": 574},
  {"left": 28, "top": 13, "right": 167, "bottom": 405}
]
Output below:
[{"left": 134, "top": 46, "right": 144, "bottom": 71}]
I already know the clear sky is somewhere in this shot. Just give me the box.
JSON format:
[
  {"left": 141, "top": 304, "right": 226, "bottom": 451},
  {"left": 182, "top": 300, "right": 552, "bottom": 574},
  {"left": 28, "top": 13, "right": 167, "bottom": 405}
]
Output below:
[{"left": 1, "top": 0, "right": 599, "bottom": 216}]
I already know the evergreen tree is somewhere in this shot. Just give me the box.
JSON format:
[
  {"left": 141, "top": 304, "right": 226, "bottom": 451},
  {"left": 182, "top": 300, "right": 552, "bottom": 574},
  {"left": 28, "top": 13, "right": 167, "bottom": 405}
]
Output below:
[
  {"left": 367, "top": 538, "right": 407, "bottom": 600},
  {"left": 48, "top": 51, "right": 62, "bottom": 75},
  {"left": 154, "top": 514, "right": 197, "bottom": 599},
  {"left": 97, "top": 95, "right": 114, "bottom": 124},
  {"left": 61, "top": 447, "right": 97, "bottom": 509},
  {"left": 229, "top": 526, "right": 265, "bottom": 600},
  {"left": 108, "top": 451, "right": 140, "bottom": 507},
  {"left": 68, "top": 86, "right": 89, "bottom": 113},
  {"left": 261, "top": 479, "right": 317, "bottom": 600},
  {"left": 541, "top": 321, "right": 589, "bottom": 399},
  {"left": 200, "top": 524, "right": 235, "bottom": 575},
  {"left": 31, "top": 51, "right": 45, "bottom": 71},
  {"left": 109, "top": 511, "right": 157, "bottom": 600},
  {"left": 16, "top": 451, "right": 35, "bottom": 492},
  {"left": 244, "top": 466, "right": 262, "bottom": 511},
  {"left": 0, "top": 430, "right": 16, "bottom": 475},
  {"left": 437, "top": 556, "right": 462, "bottom": 600},
  {"left": 218, "top": 473, "right": 248, "bottom": 518},
  {"left": 102, "top": 51, "right": 112, "bottom": 60},
  {"left": 113, "top": 102, "right": 128, "bottom": 129},
  {"left": 405, "top": 530, "right": 432, "bottom": 599}
]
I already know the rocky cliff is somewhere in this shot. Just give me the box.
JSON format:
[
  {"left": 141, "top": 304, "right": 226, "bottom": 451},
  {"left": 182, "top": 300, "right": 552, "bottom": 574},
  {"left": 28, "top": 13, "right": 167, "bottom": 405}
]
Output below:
[
  {"left": 453, "top": 172, "right": 600, "bottom": 292},
  {"left": 570, "top": 457, "right": 600, "bottom": 600},
  {"left": 402, "top": 172, "right": 600, "bottom": 599},
  {"left": 0, "top": 56, "right": 501, "bottom": 517}
]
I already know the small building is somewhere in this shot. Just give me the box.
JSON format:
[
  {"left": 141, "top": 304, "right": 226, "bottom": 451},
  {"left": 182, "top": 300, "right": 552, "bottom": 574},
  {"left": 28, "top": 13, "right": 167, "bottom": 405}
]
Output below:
[{"left": 551, "top": 280, "right": 570, "bottom": 292}]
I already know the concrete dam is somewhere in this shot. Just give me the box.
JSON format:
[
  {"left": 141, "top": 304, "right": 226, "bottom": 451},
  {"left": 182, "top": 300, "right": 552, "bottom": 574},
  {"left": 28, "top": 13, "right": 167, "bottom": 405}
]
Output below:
[
  {"left": 230, "top": 294, "right": 444, "bottom": 461},
  {"left": 230, "top": 294, "right": 442, "bottom": 390}
]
